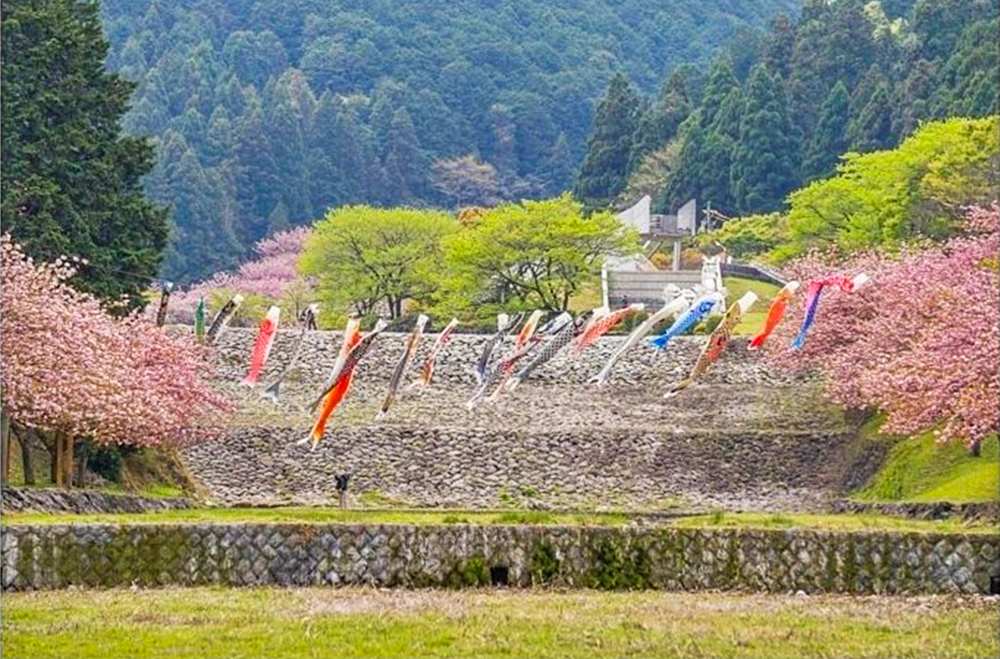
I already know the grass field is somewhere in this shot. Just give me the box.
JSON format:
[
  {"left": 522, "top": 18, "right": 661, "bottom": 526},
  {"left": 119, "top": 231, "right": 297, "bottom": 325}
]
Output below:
[
  {"left": 722, "top": 276, "right": 781, "bottom": 335},
  {"left": 854, "top": 418, "right": 999, "bottom": 504},
  {"left": 4, "top": 507, "right": 993, "bottom": 533},
  {"left": 3, "top": 587, "right": 996, "bottom": 659}
]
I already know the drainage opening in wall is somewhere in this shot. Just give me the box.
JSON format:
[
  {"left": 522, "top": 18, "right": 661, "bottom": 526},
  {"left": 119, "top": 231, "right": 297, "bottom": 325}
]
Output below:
[
  {"left": 990, "top": 575, "right": 1000, "bottom": 596},
  {"left": 490, "top": 566, "right": 509, "bottom": 587}
]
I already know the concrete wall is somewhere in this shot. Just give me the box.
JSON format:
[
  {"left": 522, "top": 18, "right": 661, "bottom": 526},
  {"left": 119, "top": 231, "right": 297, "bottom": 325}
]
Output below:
[{"left": 3, "top": 523, "right": 996, "bottom": 595}]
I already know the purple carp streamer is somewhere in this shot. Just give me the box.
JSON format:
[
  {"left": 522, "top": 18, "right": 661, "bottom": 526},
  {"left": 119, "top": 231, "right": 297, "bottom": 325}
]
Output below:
[
  {"left": 206, "top": 294, "right": 243, "bottom": 344},
  {"left": 665, "top": 292, "right": 758, "bottom": 398},
  {"left": 792, "top": 273, "right": 869, "bottom": 350},
  {"left": 307, "top": 318, "right": 387, "bottom": 413},
  {"left": 376, "top": 314, "right": 428, "bottom": 420},
  {"left": 506, "top": 312, "right": 587, "bottom": 391},
  {"left": 593, "top": 295, "right": 690, "bottom": 386},
  {"left": 262, "top": 303, "right": 319, "bottom": 402},
  {"left": 412, "top": 317, "right": 459, "bottom": 388}
]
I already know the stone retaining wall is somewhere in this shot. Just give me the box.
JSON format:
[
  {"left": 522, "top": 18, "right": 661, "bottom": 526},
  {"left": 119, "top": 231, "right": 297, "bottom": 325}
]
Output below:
[
  {"left": 830, "top": 500, "right": 1000, "bottom": 524},
  {"left": 3, "top": 523, "right": 996, "bottom": 595},
  {"left": 1, "top": 487, "right": 193, "bottom": 514},
  {"left": 183, "top": 330, "right": 854, "bottom": 510}
]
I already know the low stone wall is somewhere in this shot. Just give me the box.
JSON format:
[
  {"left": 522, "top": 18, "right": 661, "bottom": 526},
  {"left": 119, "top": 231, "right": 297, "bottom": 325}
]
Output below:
[
  {"left": 3, "top": 523, "right": 996, "bottom": 595},
  {"left": 1, "top": 487, "right": 194, "bottom": 514},
  {"left": 830, "top": 500, "right": 1000, "bottom": 524}
]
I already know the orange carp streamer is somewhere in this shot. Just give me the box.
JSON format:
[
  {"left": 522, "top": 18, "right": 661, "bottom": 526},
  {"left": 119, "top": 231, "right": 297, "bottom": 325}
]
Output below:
[
  {"left": 747, "top": 281, "right": 800, "bottom": 350},
  {"left": 306, "top": 322, "right": 362, "bottom": 448}
]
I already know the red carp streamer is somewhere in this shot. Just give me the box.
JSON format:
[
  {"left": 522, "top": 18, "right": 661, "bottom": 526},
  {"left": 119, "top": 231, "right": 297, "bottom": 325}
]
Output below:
[
  {"left": 242, "top": 305, "right": 280, "bottom": 387},
  {"left": 574, "top": 303, "right": 643, "bottom": 354}
]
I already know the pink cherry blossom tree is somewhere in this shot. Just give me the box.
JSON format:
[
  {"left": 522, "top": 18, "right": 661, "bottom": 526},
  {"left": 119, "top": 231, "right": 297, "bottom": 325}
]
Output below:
[
  {"left": 1, "top": 236, "right": 230, "bottom": 485},
  {"left": 163, "top": 227, "right": 313, "bottom": 325},
  {"left": 766, "top": 204, "right": 999, "bottom": 449}
]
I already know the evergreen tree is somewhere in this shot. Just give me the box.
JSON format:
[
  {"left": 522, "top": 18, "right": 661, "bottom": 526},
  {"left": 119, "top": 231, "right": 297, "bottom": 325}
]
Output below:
[
  {"left": 848, "top": 82, "right": 893, "bottom": 152},
  {"left": 803, "top": 81, "right": 851, "bottom": 180},
  {"left": 761, "top": 14, "right": 796, "bottom": 80},
  {"left": 382, "top": 108, "right": 425, "bottom": 204},
  {"left": 233, "top": 90, "right": 282, "bottom": 244},
  {"left": 544, "top": 132, "right": 575, "bottom": 194},
  {"left": 573, "top": 73, "right": 640, "bottom": 210},
  {"left": 1, "top": 0, "right": 168, "bottom": 306},
  {"left": 148, "top": 131, "right": 242, "bottom": 282},
  {"left": 699, "top": 59, "right": 740, "bottom": 129},
  {"left": 730, "top": 66, "right": 799, "bottom": 214},
  {"left": 891, "top": 60, "right": 936, "bottom": 139},
  {"left": 786, "top": 0, "right": 833, "bottom": 138},
  {"left": 629, "top": 68, "right": 693, "bottom": 171}
]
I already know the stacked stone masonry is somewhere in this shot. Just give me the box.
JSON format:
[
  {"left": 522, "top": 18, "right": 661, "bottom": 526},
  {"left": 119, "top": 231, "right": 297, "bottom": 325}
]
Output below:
[
  {"left": 183, "top": 329, "right": 863, "bottom": 510},
  {"left": 2, "top": 487, "right": 193, "bottom": 514},
  {"left": 2, "top": 523, "right": 997, "bottom": 595}
]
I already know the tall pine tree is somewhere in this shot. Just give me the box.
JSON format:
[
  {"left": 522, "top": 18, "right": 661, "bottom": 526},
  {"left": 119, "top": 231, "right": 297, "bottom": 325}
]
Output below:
[
  {"left": 730, "top": 65, "right": 799, "bottom": 214},
  {"left": 1, "top": 0, "right": 168, "bottom": 305},
  {"left": 573, "top": 73, "right": 640, "bottom": 210}
]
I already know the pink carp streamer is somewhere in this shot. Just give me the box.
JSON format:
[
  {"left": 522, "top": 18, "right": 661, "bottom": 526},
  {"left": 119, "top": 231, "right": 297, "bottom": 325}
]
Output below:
[
  {"left": 666, "top": 292, "right": 757, "bottom": 398},
  {"left": 792, "top": 273, "right": 869, "bottom": 350},
  {"left": 242, "top": 305, "right": 280, "bottom": 387},
  {"left": 574, "top": 303, "right": 644, "bottom": 354},
  {"left": 413, "top": 317, "right": 459, "bottom": 388},
  {"left": 747, "top": 281, "right": 800, "bottom": 350}
]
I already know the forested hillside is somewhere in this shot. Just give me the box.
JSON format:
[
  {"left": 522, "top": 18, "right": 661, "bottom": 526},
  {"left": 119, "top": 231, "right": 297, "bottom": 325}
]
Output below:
[
  {"left": 98, "top": 0, "right": 797, "bottom": 283},
  {"left": 575, "top": 0, "right": 998, "bottom": 217}
]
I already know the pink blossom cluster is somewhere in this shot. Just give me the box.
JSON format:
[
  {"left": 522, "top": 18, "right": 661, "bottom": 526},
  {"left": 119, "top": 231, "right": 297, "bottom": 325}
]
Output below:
[
  {"left": 767, "top": 204, "right": 999, "bottom": 447},
  {"left": 164, "top": 227, "right": 313, "bottom": 323},
  {"left": 1, "top": 236, "right": 230, "bottom": 447}
]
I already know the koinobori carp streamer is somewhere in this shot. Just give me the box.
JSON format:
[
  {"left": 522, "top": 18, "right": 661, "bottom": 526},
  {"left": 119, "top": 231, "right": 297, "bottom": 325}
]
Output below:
[
  {"left": 194, "top": 296, "right": 206, "bottom": 341},
  {"left": 413, "top": 317, "right": 459, "bottom": 388},
  {"left": 307, "top": 319, "right": 388, "bottom": 413},
  {"left": 206, "top": 294, "right": 243, "bottom": 344},
  {"left": 648, "top": 292, "right": 723, "bottom": 350},
  {"left": 474, "top": 312, "right": 522, "bottom": 385},
  {"left": 302, "top": 320, "right": 362, "bottom": 449},
  {"left": 490, "top": 309, "right": 545, "bottom": 397},
  {"left": 242, "top": 305, "right": 280, "bottom": 387},
  {"left": 574, "top": 304, "right": 643, "bottom": 355},
  {"left": 665, "top": 291, "right": 758, "bottom": 398},
  {"left": 376, "top": 314, "right": 428, "bottom": 420},
  {"left": 593, "top": 295, "right": 691, "bottom": 386},
  {"left": 506, "top": 311, "right": 586, "bottom": 391},
  {"left": 747, "top": 281, "right": 799, "bottom": 350},
  {"left": 792, "top": 273, "right": 869, "bottom": 350},
  {"left": 262, "top": 303, "right": 318, "bottom": 402}
]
